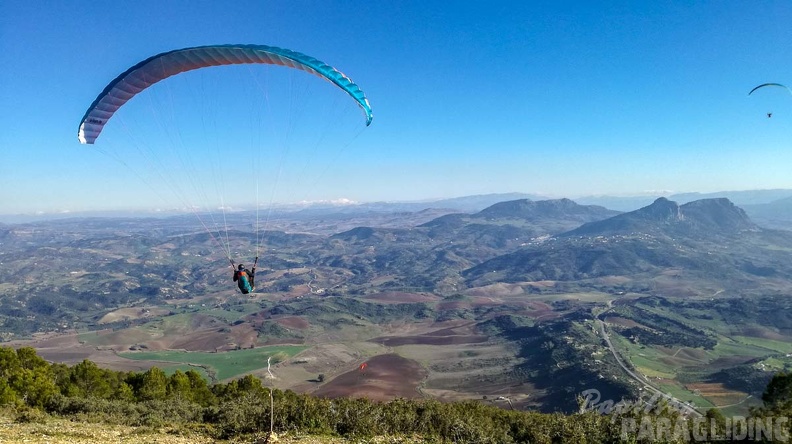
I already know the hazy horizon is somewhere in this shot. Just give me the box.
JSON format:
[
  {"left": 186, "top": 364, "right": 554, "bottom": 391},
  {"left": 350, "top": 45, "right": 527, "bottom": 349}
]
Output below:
[{"left": 4, "top": 187, "right": 792, "bottom": 223}]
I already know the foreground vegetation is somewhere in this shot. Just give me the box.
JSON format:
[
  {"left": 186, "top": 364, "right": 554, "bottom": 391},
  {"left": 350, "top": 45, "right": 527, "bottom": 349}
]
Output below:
[{"left": 4, "top": 346, "right": 792, "bottom": 443}]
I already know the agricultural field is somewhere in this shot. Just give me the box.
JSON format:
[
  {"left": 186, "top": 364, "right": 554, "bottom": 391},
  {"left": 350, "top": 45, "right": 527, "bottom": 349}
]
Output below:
[
  {"left": 600, "top": 296, "right": 792, "bottom": 416},
  {"left": 120, "top": 345, "right": 308, "bottom": 381}
]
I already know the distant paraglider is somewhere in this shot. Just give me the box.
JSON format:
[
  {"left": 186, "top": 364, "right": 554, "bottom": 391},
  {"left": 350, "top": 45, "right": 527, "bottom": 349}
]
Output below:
[{"left": 749, "top": 83, "right": 792, "bottom": 118}]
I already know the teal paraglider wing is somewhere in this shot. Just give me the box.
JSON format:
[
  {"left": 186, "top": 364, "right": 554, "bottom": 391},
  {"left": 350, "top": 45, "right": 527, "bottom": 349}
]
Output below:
[
  {"left": 748, "top": 83, "right": 792, "bottom": 96},
  {"left": 78, "top": 44, "right": 373, "bottom": 144}
]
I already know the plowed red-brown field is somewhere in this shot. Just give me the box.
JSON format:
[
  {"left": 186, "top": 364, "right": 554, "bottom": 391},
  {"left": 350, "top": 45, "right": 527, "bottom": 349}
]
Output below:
[{"left": 313, "top": 353, "right": 427, "bottom": 401}]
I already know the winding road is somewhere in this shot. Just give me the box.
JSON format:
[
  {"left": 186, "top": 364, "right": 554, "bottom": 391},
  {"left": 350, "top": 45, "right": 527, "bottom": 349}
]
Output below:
[{"left": 595, "top": 301, "right": 702, "bottom": 418}]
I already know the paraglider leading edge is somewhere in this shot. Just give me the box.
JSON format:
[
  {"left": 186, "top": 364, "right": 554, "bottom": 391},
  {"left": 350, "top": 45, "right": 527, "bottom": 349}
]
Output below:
[{"left": 77, "top": 44, "right": 373, "bottom": 144}]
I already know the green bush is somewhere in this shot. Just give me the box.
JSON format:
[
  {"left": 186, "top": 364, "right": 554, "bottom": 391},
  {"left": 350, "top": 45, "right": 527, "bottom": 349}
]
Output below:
[
  {"left": 6, "top": 345, "right": 792, "bottom": 443},
  {"left": 211, "top": 393, "right": 269, "bottom": 438}
]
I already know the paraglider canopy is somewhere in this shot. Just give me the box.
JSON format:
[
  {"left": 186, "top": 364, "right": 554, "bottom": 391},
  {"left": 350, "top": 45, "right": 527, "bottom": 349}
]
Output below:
[
  {"left": 748, "top": 83, "right": 792, "bottom": 96},
  {"left": 78, "top": 44, "right": 373, "bottom": 144}
]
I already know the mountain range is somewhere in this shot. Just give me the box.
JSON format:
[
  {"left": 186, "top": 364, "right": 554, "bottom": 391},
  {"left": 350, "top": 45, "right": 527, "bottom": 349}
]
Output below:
[
  {"left": 7, "top": 189, "right": 792, "bottom": 231},
  {"left": 461, "top": 197, "right": 792, "bottom": 295}
]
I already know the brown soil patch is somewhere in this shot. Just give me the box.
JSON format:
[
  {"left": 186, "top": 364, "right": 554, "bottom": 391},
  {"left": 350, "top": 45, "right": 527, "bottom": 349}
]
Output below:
[
  {"left": 79, "top": 328, "right": 156, "bottom": 349},
  {"left": 469, "top": 297, "right": 505, "bottom": 307},
  {"left": 436, "top": 301, "right": 470, "bottom": 310},
  {"left": 526, "top": 310, "right": 562, "bottom": 322},
  {"left": 161, "top": 297, "right": 196, "bottom": 306},
  {"left": 522, "top": 280, "right": 557, "bottom": 288},
  {"left": 363, "top": 292, "right": 440, "bottom": 304},
  {"left": 229, "top": 323, "right": 259, "bottom": 348},
  {"left": 740, "top": 326, "right": 790, "bottom": 341},
  {"left": 313, "top": 353, "right": 427, "bottom": 401},
  {"left": 27, "top": 348, "right": 160, "bottom": 373},
  {"left": 651, "top": 278, "right": 701, "bottom": 298},
  {"left": 371, "top": 335, "right": 488, "bottom": 347},
  {"left": 169, "top": 328, "right": 235, "bottom": 352},
  {"left": 260, "top": 337, "right": 306, "bottom": 346},
  {"left": 611, "top": 297, "right": 645, "bottom": 306},
  {"left": 464, "top": 283, "right": 525, "bottom": 297},
  {"left": 528, "top": 301, "right": 552, "bottom": 311},
  {"left": 289, "top": 343, "right": 362, "bottom": 376},
  {"left": 162, "top": 319, "right": 258, "bottom": 352},
  {"left": 674, "top": 348, "right": 709, "bottom": 362},
  {"left": 369, "top": 324, "right": 488, "bottom": 347},
  {"left": 658, "top": 355, "right": 706, "bottom": 368},
  {"left": 139, "top": 339, "right": 170, "bottom": 351},
  {"left": 428, "top": 319, "right": 478, "bottom": 329},
  {"left": 514, "top": 301, "right": 559, "bottom": 322},
  {"left": 33, "top": 349, "right": 97, "bottom": 364},
  {"left": 190, "top": 314, "right": 225, "bottom": 330},
  {"left": 369, "top": 275, "right": 396, "bottom": 285},
  {"left": 275, "top": 316, "right": 310, "bottom": 330},
  {"left": 655, "top": 345, "right": 709, "bottom": 366},
  {"left": 709, "top": 356, "right": 757, "bottom": 369},
  {"left": 98, "top": 307, "right": 170, "bottom": 324},
  {"left": 9, "top": 332, "right": 81, "bottom": 349},
  {"left": 244, "top": 310, "right": 270, "bottom": 322},
  {"left": 424, "top": 326, "right": 469, "bottom": 337},
  {"left": 686, "top": 382, "right": 749, "bottom": 407},
  {"left": 591, "top": 276, "right": 632, "bottom": 285}
]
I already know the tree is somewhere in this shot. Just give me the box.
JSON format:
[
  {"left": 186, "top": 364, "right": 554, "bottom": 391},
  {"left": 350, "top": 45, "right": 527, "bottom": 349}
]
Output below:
[
  {"left": 50, "top": 363, "right": 75, "bottom": 396},
  {"left": 16, "top": 347, "right": 49, "bottom": 372},
  {"left": 113, "top": 382, "right": 135, "bottom": 402},
  {"left": 10, "top": 369, "right": 58, "bottom": 408},
  {"left": 185, "top": 370, "right": 215, "bottom": 406},
  {"left": 138, "top": 367, "right": 168, "bottom": 401},
  {"left": 705, "top": 408, "right": 726, "bottom": 436},
  {"left": 0, "top": 347, "right": 21, "bottom": 379},
  {"left": 0, "top": 378, "right": 19, "bottom": 406},
  {"left": 237, "top": 374, "right": 265, "bottom": 397},
  {"left": 762, "top": 372, "right": 792, "bottom": 409},
  {"left": 167, "top": 370, "right": 192, "bottom": 400},
  {"left": 71, "top": 360, "right": 112, "bottom": 399}
]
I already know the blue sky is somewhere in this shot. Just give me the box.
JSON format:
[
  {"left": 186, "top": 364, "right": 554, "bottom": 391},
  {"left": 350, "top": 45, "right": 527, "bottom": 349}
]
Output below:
[{"left": 2, "top": 1, "right": 792, "bottom": 215}]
